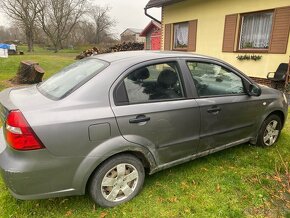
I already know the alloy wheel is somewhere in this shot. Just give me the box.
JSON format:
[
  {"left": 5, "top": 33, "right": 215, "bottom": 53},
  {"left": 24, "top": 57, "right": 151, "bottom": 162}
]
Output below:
[
  {"left": 101, "top": 163, "right": 139, "bottom": 202},
  {"left": 263, "top": 120, "right": 280, "bottom": 146}
]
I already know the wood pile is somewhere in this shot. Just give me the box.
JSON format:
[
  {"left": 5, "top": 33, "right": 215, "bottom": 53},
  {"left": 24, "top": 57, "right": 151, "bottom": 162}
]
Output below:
[
  {"left": 11, "top": 61, "right": 45, "bottom": 84},
  {"left": 104, "top": 42, "right": 144, "bottom": 53},
  {"left": 75, "top": 47, "right": 99, "bottom": 60},
  {"left": 76, "top": 42, "right": 144, "bottom": 60}
]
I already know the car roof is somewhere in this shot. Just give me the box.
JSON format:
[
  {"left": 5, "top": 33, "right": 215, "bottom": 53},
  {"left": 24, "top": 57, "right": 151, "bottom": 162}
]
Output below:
[
  {"left": 90, "top": 51, "right": 211, "bottom": 63},
  {"left": 89, "top": 51, "right": 252, "bottom": 84}
]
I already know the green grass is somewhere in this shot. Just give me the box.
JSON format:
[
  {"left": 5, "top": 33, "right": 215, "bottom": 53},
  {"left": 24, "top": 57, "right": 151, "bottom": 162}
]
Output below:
[
  {"left": 0, "top": 45, "right": 83, "bottom": 89},
  {"left": 0, "top": 47, "right": 289, "bottom": 217}
]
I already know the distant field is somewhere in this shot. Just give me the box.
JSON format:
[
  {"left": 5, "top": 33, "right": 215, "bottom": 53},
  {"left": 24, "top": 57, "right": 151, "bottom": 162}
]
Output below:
[
  {"left": 0, "top": 46, "right": 289, "bottom": 217},
  {"left": 0, "top": 45, "right": 83, "bottom": 90}
]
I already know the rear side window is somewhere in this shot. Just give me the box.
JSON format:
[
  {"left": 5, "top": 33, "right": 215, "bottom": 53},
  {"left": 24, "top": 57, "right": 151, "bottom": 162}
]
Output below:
[
  {"left": 38, "top": 59, "right": 108, "bottom": 100},
  {"left": 115, "top": 62, "right": 184, "bottom": 105}
]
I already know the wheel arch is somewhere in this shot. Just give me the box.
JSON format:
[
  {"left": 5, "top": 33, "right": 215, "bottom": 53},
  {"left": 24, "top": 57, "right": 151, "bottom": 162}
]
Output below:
[
  {"left": 268, "top": 110, "right": 285, "bottom": 127},
  {"left": 251, "top": 109, "right": 286, "bottom": 145},
  {"left": 85, "top": 150, "right": 151, "bottom": 193},
  {"left": 260, "top": 109, "right": 286, "bottom": 131},
  {"left": 71, "top": 137, "right": 157, "bottom": 195}
]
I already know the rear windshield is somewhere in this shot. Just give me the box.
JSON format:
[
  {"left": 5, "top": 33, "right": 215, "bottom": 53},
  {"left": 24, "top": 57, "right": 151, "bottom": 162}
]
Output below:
[{"left": 38, "top": 58, "right": 108, "bottom": 100}]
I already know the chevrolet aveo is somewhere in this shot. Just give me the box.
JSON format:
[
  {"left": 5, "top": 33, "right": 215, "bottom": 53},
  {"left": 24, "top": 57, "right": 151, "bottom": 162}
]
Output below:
[{"left": 0, "top": 51, "right": 288, "bottom": 207}]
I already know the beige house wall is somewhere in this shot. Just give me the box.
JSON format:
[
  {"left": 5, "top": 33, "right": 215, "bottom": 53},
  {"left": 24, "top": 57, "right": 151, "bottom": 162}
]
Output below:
[{"left": 162, "top": 0, "right": 290, "bottom": 78}]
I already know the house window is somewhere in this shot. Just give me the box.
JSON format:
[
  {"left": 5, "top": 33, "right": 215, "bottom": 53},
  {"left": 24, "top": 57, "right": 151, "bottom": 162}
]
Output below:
[
  {"left": 239, "top": 11, "right": 273, "bottom": 50},
  {"left": 173, "top": 22, "right": 189, "bottom": 49}
]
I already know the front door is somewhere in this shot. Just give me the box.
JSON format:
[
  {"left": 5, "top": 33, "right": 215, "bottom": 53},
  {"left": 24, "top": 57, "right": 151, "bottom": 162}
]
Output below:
[
  {"left": 186, "top": 60, "right": 264, "bottom": 152},
  {"left": 111, "top": 61, "right": 200, "bottom": 164}
]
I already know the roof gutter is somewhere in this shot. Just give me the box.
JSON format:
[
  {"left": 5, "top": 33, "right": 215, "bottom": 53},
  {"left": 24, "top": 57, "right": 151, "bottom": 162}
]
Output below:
[{"left": 144, "top": 8, "right": 161, "bottom": 24}]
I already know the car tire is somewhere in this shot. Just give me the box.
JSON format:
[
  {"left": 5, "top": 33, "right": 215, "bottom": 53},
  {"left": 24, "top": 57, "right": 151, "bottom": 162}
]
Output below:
[
  {"left": 257, "top": 114, "right": 282, "bottom": 147},
  {"left": 89, "top": 154, "right": 145, "bottom": 208}
]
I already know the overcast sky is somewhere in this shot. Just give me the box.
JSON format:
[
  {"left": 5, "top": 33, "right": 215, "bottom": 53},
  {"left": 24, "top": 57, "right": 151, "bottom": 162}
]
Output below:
[{"left": 0, "top": 0, "right": 161, "bottom": 37}]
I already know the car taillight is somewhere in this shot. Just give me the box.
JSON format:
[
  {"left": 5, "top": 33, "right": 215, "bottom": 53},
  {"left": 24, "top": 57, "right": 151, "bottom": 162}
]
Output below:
[{"left": 5, "top": 110, "right": 44, "bottom": 151}]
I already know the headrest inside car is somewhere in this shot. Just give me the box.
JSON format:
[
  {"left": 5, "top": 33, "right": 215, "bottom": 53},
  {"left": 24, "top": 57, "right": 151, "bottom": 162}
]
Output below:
[
  {"left": 128, "top": 68, "right": 150, "bottom": 81},
  {"left": 157, "top": 69, "right": 178, "bottom": 87}
]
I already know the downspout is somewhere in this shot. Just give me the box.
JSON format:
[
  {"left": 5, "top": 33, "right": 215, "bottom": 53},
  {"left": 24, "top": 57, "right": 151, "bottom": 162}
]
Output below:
[{"left": 144, "top": 7, "right": 161, "bottom": 24}]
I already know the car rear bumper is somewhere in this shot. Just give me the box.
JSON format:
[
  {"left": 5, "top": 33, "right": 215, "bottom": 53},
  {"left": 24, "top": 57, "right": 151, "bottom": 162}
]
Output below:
[{"left": 0, "top": 127, "right": 83, "bottom": 200}]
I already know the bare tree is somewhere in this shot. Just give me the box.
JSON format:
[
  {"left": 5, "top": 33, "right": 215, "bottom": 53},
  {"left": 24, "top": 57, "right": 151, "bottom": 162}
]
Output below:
[
  {"left": 0, "top": 26, "right": 12, "bottom": 41},
  {"left": 37, "top": 0, "right": 88, "bottom": 52},
  {"left": 1, "top": 0, "right": 43, "bottom": 52},
  {"left": 89, "top": 6, "right": 115, "bottom": 44},
  {"left": 0, "top": 25, "right": 25, "bottom": 42},
  {"left": 8, "top": 26, "right": 24, "bottom": 41},
  {"left": 121, "top": 35, "right": 136, "bottom": 43},
  {"left": 79, "top": 21, "right": 95, "bottom": 44}
]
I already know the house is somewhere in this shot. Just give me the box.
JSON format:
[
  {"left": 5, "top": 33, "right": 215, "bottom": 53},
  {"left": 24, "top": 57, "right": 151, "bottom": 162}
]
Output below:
[
  {"left": 140, "top": 20, "right": 162, "bottom": 50},
  {"left": 145, "top": 0, "right": 290, "bottom": 81},
  {"left": 120, "top": 28, "right": 146, "bottom": 43}
]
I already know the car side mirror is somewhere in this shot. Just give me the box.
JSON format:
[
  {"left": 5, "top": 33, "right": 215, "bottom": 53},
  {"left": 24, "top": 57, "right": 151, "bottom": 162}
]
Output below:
[{"left": 248, "top": 83, "right": 261, "bottom": 96}]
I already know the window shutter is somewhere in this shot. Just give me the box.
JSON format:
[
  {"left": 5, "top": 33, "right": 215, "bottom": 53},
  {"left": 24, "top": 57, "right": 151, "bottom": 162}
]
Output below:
[
  {"left": 222, "top": 14, "right": 238, "bottom": 52},
  {"left": 164, "top": 24, "right": 172, "bottom": 50},
  {"left": 188, "top": 20, "right": 198, "bottom": 52},
  {"left": 269, "top": 6, "right": 290, "bottom": 54}
]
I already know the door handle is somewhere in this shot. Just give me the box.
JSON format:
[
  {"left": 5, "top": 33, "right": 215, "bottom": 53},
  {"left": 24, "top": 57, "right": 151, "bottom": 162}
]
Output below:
[
  {"left": 129, "top": 115, "right": 150, "bottom": 124},
  {"left": 207, "top": 106, "right": 221, "bottom": 114}
]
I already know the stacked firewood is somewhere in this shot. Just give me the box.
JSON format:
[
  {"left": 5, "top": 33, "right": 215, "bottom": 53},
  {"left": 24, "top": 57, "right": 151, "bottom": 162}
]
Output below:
[
  {"left": 75, "top": 47, "right": 99, "bottom": 60},
  {"left": 76, "top": 42, "right": 144, "bottom": 60},
  {"left": 103, "top": 42, "right": 144, "bottom": 53}
]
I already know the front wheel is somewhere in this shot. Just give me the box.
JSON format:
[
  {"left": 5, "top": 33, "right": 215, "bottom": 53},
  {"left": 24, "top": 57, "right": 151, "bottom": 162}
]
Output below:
[
  {"left": 257, "top": 114, "right": 282, "bottom": 147},
  {"left": 89, "top": 154, "right": 145, "bottom": 207}
]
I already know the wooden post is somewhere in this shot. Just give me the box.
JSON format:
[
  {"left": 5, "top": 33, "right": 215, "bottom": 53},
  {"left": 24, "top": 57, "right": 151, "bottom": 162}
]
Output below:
[{"left": 285, "top": 56, "right": 290, "bottom": 89}]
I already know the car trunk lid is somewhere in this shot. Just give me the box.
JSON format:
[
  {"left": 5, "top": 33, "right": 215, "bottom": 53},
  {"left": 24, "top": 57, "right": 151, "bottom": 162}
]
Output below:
[{"left": 0, "top": 85, "right": 55, "bottom": 123}]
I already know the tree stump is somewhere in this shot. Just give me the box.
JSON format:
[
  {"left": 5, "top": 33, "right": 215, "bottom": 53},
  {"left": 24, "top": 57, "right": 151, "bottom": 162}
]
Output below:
[{"left": 11, "top": 61, "right": 45, "bottom": 84}]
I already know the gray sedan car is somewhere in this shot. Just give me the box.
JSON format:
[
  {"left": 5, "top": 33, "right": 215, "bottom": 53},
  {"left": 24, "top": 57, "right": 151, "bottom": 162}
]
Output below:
[{"left": 0, "top": 51, "right": 288, "bottom": 207}]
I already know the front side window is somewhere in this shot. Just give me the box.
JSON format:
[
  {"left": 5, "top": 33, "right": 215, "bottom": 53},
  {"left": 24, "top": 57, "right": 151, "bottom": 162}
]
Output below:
[
  {"left": 187, "top": 62, "right": 245, "bottom": 97},
  {"left": 173, "top": 22, "right": 189, "bottom": 49},
  {"left": 119, "top": 62, "right": 184, "bottom": 104},
  {"left": 239, "top": 11, "right": 273, "bottom": 50}
]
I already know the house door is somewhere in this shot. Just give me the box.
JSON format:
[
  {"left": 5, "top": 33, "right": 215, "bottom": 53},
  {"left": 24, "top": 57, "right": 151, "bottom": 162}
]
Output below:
[{"left": 151, "top": 36, "right": 161, "bottom": 50}]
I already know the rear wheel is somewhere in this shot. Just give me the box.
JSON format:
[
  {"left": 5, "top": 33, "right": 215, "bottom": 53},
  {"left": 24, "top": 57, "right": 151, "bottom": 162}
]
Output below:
[
  {"left": 257, "top": 114, "right": 282, "bottom": 147},
  {"left": 89, "top": 154, "right": 145, "bottom": 207}
]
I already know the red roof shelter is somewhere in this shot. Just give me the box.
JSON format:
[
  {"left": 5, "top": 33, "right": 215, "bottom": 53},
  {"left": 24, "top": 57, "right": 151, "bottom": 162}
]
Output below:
[{"left": 140, "top": 20, "right": 161, "bottom": 50}]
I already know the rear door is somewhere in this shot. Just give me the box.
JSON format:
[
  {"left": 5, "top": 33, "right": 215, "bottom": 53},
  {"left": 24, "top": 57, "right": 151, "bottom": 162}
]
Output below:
[
  {"left": 185, "top": 59, "right": 265, "bottom": 152},
  {"left": 110, "top": 59, "right": 200, "bottom": 165}
]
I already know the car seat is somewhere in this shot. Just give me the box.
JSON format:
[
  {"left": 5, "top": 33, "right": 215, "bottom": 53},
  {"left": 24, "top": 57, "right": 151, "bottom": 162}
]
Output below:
[{"left": 150, "top": 69, "right": 180, "bottom": 100}]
